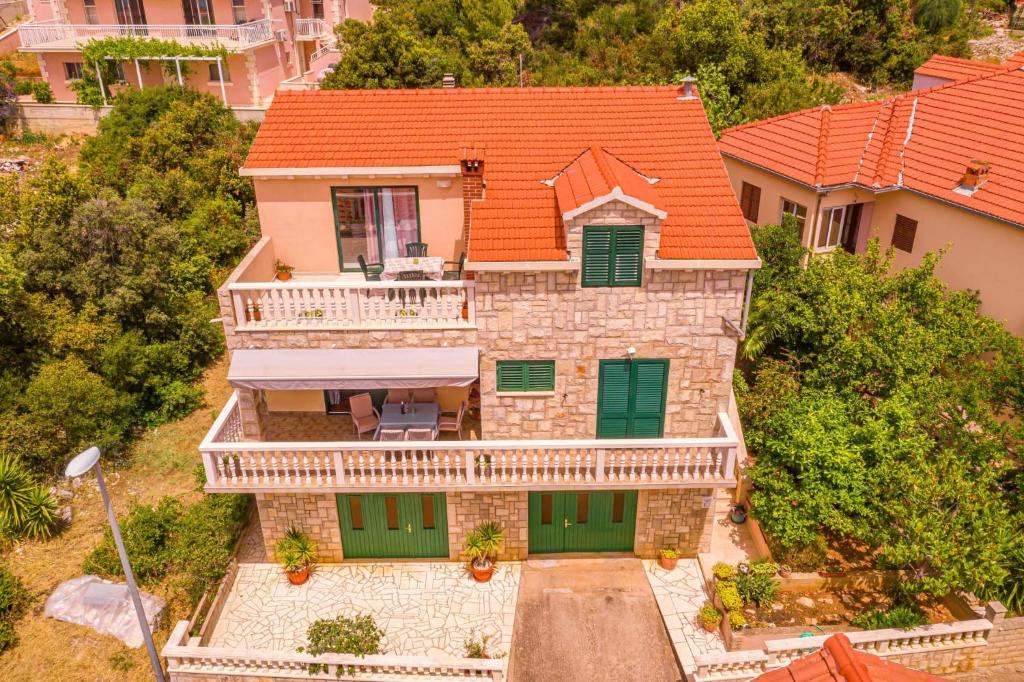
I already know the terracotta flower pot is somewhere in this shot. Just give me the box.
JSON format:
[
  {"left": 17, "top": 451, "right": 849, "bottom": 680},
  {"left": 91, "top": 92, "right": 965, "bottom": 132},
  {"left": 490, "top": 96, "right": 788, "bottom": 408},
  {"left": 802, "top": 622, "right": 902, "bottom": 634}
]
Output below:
[
  {"left": 471, "top": 560, "right": 494, "bottom": 583},
  {"left": 286, "top": 566, "right": 310, "bottom": 585},
  {"left": 658, "top": 554, "right": 679, "bottom": 571},
  {"left": 700, "top": 619, "right": 719, "bottom": 633},
  {"left": 277, "top": 271, "right": 292, "bottom": 281}
]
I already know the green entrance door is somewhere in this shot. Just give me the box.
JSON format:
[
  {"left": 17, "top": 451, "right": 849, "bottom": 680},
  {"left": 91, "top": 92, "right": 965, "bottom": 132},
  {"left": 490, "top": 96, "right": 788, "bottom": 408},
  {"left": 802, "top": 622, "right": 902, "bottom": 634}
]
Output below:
[
  {"left": 337, "top": 493, "right": 449, "bottom": 558},
  {"left": 597, "top": 359, "right": 669, "bottom": 438},
  {"left": 528, "top": 490, "right": 637, "bottom": 553}
]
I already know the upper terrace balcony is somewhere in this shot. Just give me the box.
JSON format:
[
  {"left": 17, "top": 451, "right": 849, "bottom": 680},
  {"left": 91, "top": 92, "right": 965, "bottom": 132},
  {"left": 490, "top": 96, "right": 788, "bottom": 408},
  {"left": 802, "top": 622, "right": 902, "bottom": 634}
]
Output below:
[
  {"left": 294, "top": 17, "right": 330, "bottom": 39},
  {"left": 220, "top": 236, "right": 475, "bottom": 333},
  {"left": 18, "top": 19, "right": 275, "bottom": 52}
]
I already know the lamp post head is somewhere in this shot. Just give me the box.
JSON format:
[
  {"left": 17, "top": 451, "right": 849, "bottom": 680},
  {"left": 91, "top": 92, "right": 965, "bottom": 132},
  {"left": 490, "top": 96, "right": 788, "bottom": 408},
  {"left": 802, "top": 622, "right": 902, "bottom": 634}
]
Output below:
[{"left": 66, "top": 446, "right": 101, "bottom": 478}]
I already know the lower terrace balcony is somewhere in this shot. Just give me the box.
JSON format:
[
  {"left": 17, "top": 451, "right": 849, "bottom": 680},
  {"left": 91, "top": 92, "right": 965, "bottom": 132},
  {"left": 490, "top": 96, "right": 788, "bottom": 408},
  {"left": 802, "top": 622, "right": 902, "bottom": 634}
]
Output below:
[
  {"left": 200, "top": 392, "right": 740, "bottom": 493},
  {"left": 222, "top": 237, "right": 475, "bottom": 332},
  {"left": 18, "top": 19, "right": 275, "bottom": 52}
]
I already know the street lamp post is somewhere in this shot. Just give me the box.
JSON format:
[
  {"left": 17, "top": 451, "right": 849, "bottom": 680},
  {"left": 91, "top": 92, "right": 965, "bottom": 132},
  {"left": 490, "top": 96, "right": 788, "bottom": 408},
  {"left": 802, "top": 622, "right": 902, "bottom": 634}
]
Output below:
[{"left": 66, "top": 447, "right": 166, "bottom": 682}]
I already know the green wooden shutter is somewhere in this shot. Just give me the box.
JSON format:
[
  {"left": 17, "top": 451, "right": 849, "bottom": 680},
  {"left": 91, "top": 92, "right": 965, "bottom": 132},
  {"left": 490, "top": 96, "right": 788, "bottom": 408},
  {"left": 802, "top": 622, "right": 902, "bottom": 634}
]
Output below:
[
  {"left": 497, "top": 361, "right": 554, "bottom": 392},
  {"left": 597, "top": 360, "right": 631, "bottom": 438},
  {"left": 629, "top": 360, "right": 668, "bottom": 437},
  {"left": 611, "top": 226, "right": 644, "bottom": 286},
  {"left": 525, "top": 361, "right": 555, "bottom": 391},
  {"left": 582, "top": 227, "right": 612, "bottom": 287},
  {"left": 496, "top": 362, "right": 525, "bottom": 391}
]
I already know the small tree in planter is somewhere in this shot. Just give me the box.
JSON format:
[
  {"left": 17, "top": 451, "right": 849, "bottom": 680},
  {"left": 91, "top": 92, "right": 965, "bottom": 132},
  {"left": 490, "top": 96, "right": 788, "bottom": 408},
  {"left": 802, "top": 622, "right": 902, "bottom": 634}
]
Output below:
[
  {"left": 465, "top": 521, "right": 504, "bottom": 583},
  {"left": 276, "top": 528, "right": 318, "bottom": 585},
  {"left": 697, "top": 603, "right": 722, "bottom": 632}
]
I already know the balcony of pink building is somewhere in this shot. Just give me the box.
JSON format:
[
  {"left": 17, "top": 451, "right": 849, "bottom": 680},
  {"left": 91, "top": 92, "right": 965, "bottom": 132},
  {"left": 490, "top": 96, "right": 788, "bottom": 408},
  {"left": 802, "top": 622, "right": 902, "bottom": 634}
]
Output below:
[
  {"left": 221, "top": 236, "right": 475, "bottom": 332},
  {"left": 17, "top": 19, "right": 275, "bottom": 52}
]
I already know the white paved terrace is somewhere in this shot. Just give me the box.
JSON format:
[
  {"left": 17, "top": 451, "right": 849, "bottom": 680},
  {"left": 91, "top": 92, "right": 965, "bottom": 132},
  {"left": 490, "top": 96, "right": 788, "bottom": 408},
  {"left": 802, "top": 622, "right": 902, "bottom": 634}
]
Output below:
[{"left": 643, "top": 559, "right": 726, "bottom": 672}]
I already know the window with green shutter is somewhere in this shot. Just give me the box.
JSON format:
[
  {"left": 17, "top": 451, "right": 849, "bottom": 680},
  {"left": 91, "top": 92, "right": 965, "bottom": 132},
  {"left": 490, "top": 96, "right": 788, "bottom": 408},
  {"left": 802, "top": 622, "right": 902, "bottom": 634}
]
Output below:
[
  {"left": 582, "top": 225, "right": 644, "bottom": 287},
  {"left": 496, "top": 361, "right": 555, "bottom": 392}
]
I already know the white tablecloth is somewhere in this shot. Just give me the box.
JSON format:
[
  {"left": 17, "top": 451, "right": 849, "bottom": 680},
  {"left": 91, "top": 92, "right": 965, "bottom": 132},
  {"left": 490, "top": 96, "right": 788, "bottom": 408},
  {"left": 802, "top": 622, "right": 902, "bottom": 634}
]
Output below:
[{"left": 380, "top": 256, "right": 445, "bottom": 281}]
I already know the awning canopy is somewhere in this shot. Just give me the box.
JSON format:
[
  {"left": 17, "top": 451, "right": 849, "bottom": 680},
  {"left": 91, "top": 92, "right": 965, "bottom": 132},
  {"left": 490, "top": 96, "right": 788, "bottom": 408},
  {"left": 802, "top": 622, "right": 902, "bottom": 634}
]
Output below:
[{"left": 227, "top": 347, "right": 479, "bottom": 390}]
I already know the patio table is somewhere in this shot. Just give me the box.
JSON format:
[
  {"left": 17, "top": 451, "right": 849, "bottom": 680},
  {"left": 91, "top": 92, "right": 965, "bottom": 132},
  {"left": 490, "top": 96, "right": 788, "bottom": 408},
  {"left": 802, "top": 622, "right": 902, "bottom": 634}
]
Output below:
[
  {"left": 380, "top": 256, "right": 445, "bottom": 281},
  {"left": 377, "top": 403, "right": 440, "bottom": 435}
]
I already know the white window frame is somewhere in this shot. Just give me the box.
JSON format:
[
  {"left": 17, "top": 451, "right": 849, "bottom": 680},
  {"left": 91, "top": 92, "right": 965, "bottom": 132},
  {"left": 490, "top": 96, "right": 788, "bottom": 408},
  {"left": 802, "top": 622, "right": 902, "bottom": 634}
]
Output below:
[
  {"left": 815, "top": 205, "right": 846, "bottom": 252},
  {"left": 780, "top": 198, "right": 807, "bottom": 235}
]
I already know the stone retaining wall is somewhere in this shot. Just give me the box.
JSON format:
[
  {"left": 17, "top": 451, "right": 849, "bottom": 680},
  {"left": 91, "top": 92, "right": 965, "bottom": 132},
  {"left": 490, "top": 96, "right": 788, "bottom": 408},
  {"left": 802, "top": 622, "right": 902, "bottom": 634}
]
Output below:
[
  {"left": 979, "top": 602, "right": 1024, "bottom": 674},
  {"left": 16, "top": 102, "right": 265, "bottom": 136},
  {"left": 255, "top": 492, "right": 343, "bottom": 562},
  {"left": 634, "top": 488, "right": 715, "bottom": 557}
]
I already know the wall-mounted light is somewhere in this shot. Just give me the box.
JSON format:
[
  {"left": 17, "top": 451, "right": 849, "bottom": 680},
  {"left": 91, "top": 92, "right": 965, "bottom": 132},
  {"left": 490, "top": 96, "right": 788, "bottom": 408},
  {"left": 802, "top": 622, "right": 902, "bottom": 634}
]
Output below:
[
  {"left": 627, "top": 346, "right": 637, "bottom": 357},
  {"left": 437, "top": 178, "right": 453, "bottom": 189}
]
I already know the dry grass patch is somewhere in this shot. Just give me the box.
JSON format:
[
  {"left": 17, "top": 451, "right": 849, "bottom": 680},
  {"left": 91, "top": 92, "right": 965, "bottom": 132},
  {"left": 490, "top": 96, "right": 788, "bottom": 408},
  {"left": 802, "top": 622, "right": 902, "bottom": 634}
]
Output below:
[{"left": 0, "top": 358, "right": 231, "bottom": 681}]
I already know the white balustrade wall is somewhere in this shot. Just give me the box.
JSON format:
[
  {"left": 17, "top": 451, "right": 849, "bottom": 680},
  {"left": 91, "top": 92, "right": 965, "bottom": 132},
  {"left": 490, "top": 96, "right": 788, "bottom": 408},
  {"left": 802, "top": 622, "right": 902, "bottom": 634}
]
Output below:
[
  {"left": 19, "top": 19, "right": 273, "bottom": 48},
  {"left": 199, "top": 395, "right": 739, "bottom": 492}
]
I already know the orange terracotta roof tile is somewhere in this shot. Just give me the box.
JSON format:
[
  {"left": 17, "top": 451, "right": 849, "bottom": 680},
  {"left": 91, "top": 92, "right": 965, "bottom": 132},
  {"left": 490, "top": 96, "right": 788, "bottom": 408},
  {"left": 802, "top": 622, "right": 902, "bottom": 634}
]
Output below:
[
  {"left": 914, "top": 53, "right": 1023, "bottom": 83},
  {"left": 244, "top": 86, "right": 756, "bottom": 262},
  {"left": 718, "top": 56, "right": 1024, "bottom": 227},
  {"left": 551, "top": 146, "right": 665, "bottom": 220},
  {"left": 755, "top": 634, "right": 944, "bottom": 682}
]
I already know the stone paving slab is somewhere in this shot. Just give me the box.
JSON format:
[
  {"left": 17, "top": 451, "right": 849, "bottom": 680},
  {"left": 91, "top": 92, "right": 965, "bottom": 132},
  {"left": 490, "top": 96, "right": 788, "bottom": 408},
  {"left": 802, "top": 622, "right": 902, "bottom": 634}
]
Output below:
[
  {"left": 643, "top": 559, "right": 725, "bottom": 673},
  {"left": 207, "top": 562, "right": 520, "bottom": 660}
]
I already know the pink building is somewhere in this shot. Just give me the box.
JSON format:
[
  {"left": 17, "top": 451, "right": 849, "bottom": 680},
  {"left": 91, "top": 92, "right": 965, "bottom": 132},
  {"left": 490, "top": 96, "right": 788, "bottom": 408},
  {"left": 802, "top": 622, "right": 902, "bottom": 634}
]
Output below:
[{"left": 17, "top": 0, "right": 371, "bottom": 105}]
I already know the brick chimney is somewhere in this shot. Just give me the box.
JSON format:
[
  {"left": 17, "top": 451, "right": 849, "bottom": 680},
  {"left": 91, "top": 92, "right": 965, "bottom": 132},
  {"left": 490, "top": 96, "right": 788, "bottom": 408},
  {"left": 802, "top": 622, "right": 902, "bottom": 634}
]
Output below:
[
  {"left": 961, "top": 159, "right": 990, "bottom": 189},
  {"left": 442, "top": 73, "right": 456, "bottom": 88},
  {"left": 461, "top": 149, "right": 485, "bottom": 246}
]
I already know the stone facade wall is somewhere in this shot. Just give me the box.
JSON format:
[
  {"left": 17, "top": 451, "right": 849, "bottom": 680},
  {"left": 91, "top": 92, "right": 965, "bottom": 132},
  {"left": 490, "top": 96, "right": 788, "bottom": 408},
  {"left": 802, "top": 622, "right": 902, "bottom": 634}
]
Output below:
[
  {"left": 446, "top": 491, "right": 529, "bottom": 561},
  {"left": 563, "top": 199, "right": 662, "bottom": 262},
  {"left": 887, "top": 648, "right": 982, "bottom": 677},
  {"left": 978, "top": 604, "right": 1024, "bottom": 674},
  {"left": 255, "top": 493, "right": 343, "bottom": 563},
  {"left": 633, "top": 488, "right": 714, "bottom": 558},
  {"left": 474, "top": 265, "right": 744, "bottom": 440}
]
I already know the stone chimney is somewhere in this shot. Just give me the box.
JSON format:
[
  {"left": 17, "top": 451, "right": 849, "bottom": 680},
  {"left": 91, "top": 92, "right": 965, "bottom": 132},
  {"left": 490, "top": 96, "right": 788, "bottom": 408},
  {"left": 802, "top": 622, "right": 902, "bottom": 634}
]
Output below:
[
  {"left": 442, "top": 73, "right": 456, "bottom": 88},
  {"left": 460, "top": 149, "right": 485, "bottom": 246},
  {"left": 679, "top": 76, "right": 697, "bottom": 100}
]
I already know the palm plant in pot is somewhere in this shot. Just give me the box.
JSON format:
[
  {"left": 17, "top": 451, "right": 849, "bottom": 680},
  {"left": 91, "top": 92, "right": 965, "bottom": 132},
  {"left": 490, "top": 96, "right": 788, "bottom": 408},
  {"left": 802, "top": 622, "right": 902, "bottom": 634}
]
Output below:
[
  {"left": 465, "top": 521, "right": 504, "bottom": 583},
  {"left": 276, "top": 528, "right": 318, "bottom": 585}
]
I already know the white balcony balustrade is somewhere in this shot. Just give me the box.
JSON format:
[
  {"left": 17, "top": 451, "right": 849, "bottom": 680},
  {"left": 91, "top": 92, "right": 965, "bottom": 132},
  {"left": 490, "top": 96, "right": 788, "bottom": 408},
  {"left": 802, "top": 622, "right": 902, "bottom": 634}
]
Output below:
[
  {"left": 19, "top": 19, "right": 274, "bottom": 51},
  {"left": 294, "top": 17, "right": 329, "bottom": 38}
]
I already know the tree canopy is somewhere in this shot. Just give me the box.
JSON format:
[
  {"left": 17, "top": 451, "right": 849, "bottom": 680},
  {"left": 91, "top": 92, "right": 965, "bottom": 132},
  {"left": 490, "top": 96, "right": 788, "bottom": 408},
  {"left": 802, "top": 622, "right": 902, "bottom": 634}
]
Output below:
[{"left": 738, "top": 222, "right": 1023, "bottom": 597}]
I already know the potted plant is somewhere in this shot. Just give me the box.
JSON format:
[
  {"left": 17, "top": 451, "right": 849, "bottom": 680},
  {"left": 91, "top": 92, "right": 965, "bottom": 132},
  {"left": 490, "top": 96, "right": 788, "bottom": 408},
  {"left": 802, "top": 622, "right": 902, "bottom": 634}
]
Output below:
[
  {"left": 276, "top": 260, "right": 295, "bottom": 281},
  {"left": 778, "top": 564, "right": 792, "bottom": 579},
  {"left": 712, "top": 562, "right": 736, "bottom": 582},
  {"left": 697, "top": 603, "right": 722, "bottom": 633},
  {"left": 728, "top": 610, "right": 747, "bottom": 631},
  {"left": 276, "top": 528, "right": 318, "bottom": 585},
  {"left": 658, "top": 548, "right": 680, "bottom": 571},
  {"left": 465, "top": 521, "right": 504, "bottom": 583},
  {"left": 818, "top": 559, "right": 845, "bottom": 578},
  {"left": 730, "top": 503, "right": 748, "bottom": 524}
]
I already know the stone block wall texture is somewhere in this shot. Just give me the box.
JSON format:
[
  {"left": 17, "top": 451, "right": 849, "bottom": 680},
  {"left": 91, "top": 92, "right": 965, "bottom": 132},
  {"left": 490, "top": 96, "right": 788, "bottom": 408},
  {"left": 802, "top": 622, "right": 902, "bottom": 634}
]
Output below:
[
  {"left": 446, "top": 491, "right": 528, "bottom": 561},
  {"left": 564, "top": 199, "right": 663, "bottom": 262},
  {"left": 255, "top": 493, "right": 343, "bottom": 563},
  {"left": 979, "top": 612, "right": 1024, "bottom": 672},
  {"left": 633, "top": 488, "right": 714, "bottom": 558}
]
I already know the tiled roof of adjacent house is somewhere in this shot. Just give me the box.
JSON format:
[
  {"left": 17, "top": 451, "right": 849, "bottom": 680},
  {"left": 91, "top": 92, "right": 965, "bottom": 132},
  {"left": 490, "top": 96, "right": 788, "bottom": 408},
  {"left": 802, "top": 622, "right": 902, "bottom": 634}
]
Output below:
[
  {"left": 913, "top": 54, "right": 1008, "bottom": 82},
  {"left": 243, "top": 87, "right": 757, "bottom": 262},
  {"left": 717, "top": 59, "right": 1024, "bottom": 227},
  {"left": 755, "top": 634, "right": 943, "bottom": 682}
]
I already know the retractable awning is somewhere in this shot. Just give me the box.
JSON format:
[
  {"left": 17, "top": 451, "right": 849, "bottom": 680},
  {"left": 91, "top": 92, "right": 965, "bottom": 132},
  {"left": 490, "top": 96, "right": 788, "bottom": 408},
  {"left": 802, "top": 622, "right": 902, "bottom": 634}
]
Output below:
[{"left": 227, "top": 347, "right": 479, "bottom": 390}]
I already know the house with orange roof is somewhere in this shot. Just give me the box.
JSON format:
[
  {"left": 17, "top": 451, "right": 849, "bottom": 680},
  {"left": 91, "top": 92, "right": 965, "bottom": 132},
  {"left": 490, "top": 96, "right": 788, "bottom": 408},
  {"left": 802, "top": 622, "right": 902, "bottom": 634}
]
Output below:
[
  {"left": 197, "top": 81, "right": 759, "bottom": 567},
  {"left": 718, "top": 53, "right": 1024, "bottom": 335}
]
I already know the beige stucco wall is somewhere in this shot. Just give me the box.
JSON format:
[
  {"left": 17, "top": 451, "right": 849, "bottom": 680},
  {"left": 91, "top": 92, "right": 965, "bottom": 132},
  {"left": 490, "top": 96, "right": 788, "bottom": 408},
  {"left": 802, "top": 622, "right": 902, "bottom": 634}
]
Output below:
[
  {"left": 251, "top": 177, "right": 465, "bottom": 274},
  {"left": 264, "top": 389, "right": 325, "bottom": 413}
]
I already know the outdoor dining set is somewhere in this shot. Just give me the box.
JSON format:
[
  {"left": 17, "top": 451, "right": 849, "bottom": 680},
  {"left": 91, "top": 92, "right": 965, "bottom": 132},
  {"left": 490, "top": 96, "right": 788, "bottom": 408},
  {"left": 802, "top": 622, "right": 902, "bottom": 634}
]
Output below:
[
  {"left": 348, "top": 389, "right": 468, "bottom": 441},
  {"left": 357, "top": 242, "right": 466, "bottom": 282}
]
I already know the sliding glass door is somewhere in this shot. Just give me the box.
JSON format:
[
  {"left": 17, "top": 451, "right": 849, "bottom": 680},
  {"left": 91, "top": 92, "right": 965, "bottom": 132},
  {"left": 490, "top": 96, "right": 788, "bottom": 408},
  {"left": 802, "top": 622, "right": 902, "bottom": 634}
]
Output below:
[{"left": 332, "top": 187, "right": 420, "bottom": 271}]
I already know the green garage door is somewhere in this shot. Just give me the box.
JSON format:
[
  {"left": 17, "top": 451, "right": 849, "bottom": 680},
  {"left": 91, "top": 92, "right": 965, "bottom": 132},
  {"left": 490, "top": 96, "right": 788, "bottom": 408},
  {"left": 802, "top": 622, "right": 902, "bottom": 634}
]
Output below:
[
  {"left": 337, "top": 493, "right": 449, "bottom": 558},
  {"left": 528, "top": 490, "right": 637, "bottom": 553}
]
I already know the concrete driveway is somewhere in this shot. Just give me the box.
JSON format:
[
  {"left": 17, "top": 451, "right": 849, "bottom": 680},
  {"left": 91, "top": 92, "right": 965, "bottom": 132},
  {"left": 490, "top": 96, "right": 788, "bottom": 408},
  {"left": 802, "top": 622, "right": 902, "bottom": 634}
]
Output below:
[{"left": 508, "top": 558, "right": 682, "bottom": 682}]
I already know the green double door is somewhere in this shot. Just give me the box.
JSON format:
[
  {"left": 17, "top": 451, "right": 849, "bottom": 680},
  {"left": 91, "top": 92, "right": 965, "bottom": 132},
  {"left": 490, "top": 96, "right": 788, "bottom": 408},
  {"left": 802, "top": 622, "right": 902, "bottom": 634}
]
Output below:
[
  {"left": 597, "top": 359, "right": 669, "bottom": 438},
  {"left": 528, "top": 490, "right": 637, "bottom": 553},
  {"left": 337, "top": 493, "right": 449, "bottom": 558}
]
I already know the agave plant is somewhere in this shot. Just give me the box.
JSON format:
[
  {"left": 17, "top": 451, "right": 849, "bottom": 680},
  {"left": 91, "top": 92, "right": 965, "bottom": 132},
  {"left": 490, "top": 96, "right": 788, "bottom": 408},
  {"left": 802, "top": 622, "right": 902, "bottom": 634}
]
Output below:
[
  {"left": 465, "top": 522, "right": 504, "bottom": 568},
  {"left": 20, "top": 486, "right": 58, "bottom": 540},
  {"left": 276, "top": 528, "right": 318, "bottom": 572},
  {"left": 0, "top": 455, "right": 33, "bottom": 530}
]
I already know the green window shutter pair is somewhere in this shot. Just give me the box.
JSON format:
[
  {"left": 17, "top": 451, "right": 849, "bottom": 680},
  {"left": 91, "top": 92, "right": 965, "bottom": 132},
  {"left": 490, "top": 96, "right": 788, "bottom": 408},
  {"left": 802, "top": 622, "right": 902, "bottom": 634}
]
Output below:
[
  {"left": 496, "top": 361, "right": 555, "bottom": 392},
  {"left": 581, "top": 226, "right": 644, "bottom": 287}
]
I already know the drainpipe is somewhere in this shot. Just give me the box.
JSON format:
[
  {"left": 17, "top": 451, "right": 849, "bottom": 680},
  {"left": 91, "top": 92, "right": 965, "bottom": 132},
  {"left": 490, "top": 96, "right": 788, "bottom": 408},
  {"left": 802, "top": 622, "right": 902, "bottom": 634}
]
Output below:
[{"left": 740, "top": 269, "right": 755, "bottom": 336}]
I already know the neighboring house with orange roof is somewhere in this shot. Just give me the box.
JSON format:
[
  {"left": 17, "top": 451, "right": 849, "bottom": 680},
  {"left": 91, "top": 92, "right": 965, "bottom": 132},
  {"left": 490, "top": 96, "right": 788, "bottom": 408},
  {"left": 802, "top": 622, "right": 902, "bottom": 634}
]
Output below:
[
  {"left": 199, "top": 83, "right": 759, "bottom": 564},
  {"left": 753, "top": 633, "right": 943, "bottom": 682},
  {"left": 718, "top": 54, "right": 1024, "bottom": 335}
]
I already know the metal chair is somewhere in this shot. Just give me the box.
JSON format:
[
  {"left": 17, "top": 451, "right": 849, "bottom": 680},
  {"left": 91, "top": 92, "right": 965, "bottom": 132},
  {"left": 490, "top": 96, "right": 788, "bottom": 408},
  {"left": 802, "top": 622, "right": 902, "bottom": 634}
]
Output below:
[
  {"left": 349, "top": 393, "right": 380, "bottom": 439},
  {"left": 357, "top": 255, "right": 382, "bottom": 281},
  {"left": 438, "top": 401, "right": 467, "bottom": 440},
  {"left": 442, "top": 252, "right": 466, "bottom": 281},
  {"left": 405, "top": 427, "right": 436, "bottom": 441},
  {"left": 377, "top": 429, "right": 407, "bottom": 441},
  {"left": 405, "top": 242, "right": 428, "bottom": 257},
  {"left": 385, "top": 388, "right": 411, "bottom": 404}
]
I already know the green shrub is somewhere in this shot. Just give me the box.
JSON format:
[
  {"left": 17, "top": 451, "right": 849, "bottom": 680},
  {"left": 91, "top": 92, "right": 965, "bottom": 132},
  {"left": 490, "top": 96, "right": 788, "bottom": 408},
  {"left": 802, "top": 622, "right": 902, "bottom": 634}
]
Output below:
[
  {"left": 715, "top": 580, "right": 743, "bottom": 612},
  {"left": 276, "top": 527, "right": 318, "bottom": 573},
  {"left": 83, "top": 497, "right": 182, "bottom": 582},
  {"left": 149, "top": 380, "right": 204, "bottom": 424},
  {"left": 0, "top": 568, "right": 31, "bottom": 653},
  {"left": 168, "top": 493, "right": 248, "bottom": 604},
  {"left": 31, "top": 82, "right": 53, "bottom": 104},
  {"left": 697, "top": 603, "right": 722, "bottom": 629},
  {"left": 736, "top": 559, "right": 780, "bottom": 606},
  {"left": 20, "top": 485, "right": 58, "bottom": 540},
  {"left": 851, "top": 604, "right": 927, "bottom": 631},
  {"left": 14, "top": 81, "right": 32, "bottom": 96},
  {"left": 299, "top": 614, "right": 384, "bottom": 674},
  {"left": 768, "top": 535, "right": 828, "bottom": 573},
  {"left": 727, "top": 610, "right": 747, "bottom": 630},
  {"left": 0, "top": 455, "right": 58, "bottom": 540}
]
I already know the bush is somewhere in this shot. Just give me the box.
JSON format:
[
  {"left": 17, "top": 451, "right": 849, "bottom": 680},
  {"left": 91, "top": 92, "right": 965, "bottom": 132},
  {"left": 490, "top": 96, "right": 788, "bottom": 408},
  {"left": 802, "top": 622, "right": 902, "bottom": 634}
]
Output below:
[
  {"left": 715, "top": 580, "right": 743, "bottom": 612},
  {"left": 768, "top": 535, "right": 828, "bottom": 573},
  {"left": 851, "top": 604, "right": 927, "bottom": 631},
  {"left": 712, "top": 562, "right": 736, "bottom": 581},
  {"left": 300, "top": 614, "right": 384, "bottom": 674},
  {"left": 14, "top": 81, "right": 32, "bottom": 96},
  {"left": 31, "top": 82, "right": 53, "bottom": 104},
  {"left": 727, "top": 610, "right": 747, "bottom": 630},
  {"left": 697, "top": 603, "right": 722, "bottom": 629},
  {"left": 0, "top": 568, "right": 30, "bottom": 653},
  {"left": 736, "top": 559, "right": 781, "bottom": 606},
  {"left": 0, "top": 454, "right": 59, "bottom": 540},
  {"left": 83, "top": 497, "right": 182, "bottom": 582}
]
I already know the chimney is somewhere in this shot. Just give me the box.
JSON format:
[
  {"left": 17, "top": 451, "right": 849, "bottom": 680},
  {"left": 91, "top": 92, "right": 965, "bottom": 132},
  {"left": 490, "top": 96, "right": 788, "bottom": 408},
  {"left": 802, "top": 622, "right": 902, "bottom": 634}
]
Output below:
[
  {"left": 442, "top": 73, "right": 456, "bottom": 89},
  {"left": 961, "top": 159, "right": 990, "bottom": 189},
  {"left": 460, "top": 150, "right": 485, "bottom": 246},
  {"left": 679, "top": 76, "right": 697, "bottom": 100}
]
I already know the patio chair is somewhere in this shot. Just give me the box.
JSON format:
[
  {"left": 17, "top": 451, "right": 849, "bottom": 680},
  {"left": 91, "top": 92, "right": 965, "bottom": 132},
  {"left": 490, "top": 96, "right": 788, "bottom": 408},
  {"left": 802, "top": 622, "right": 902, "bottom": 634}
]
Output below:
[
  {"left": 405, "top": 242, "right": 428, "bottom": 257},
  {"left": 438, "top": 401, "right": 467, "bottom": 440},
  {"left": 385, "top": 388, "right": 411, "bottom": 404},
  {"left": 377, "top": 429, "right": 407, "bottom": 441},
  {"left": 411, "top": 387, "right": 436, "bottom": 403},
  {"left": 405, "top": 427, "right": 436, "bottom": 441},
  {"left": 349, "top": 392, "right": 380, "bottom": 439},
  {"left": 442, "top": 252, "right": 466, "bottom": 281},
  {"left": 357, "top": 255, "right": 382, "bottom": 281}
]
